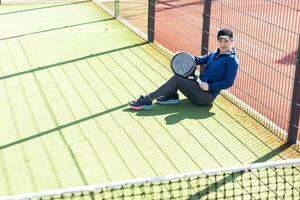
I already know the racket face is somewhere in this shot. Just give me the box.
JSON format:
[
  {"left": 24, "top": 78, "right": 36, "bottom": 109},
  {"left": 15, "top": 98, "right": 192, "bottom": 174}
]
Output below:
[{"left": 171, "top": 52, "right": 196, "bottom": 77}]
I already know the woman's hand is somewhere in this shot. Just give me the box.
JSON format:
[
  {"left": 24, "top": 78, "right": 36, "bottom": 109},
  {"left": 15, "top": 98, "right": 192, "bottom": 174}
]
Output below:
[
  {"left": 194, "top": 65, "right": 201, "bottom": 77},
  {"left": 194, "top": 70, "right": 200, "bottom": 77},
  {"left": 196, "top": 78, "right": 209, "bottom": 91}
]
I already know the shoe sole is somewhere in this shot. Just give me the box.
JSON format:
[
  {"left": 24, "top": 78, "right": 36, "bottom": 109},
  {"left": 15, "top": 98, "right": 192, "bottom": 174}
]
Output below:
[
  {"left": 157, "top": 100, "right": 180, "bottom": 105},
  {"left": 129, "top": 104, "right": 153, "bottom": 110}
]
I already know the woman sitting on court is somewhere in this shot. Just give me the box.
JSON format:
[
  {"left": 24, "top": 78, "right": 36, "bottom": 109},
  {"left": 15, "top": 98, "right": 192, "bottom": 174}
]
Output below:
[{"left": 128, "top": 28, "right": 239, "bottom": 110}]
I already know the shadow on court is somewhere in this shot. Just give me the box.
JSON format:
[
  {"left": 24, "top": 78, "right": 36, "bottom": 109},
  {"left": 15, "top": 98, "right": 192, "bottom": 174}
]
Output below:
[
  {"left": 0, "top": 42, "right": 147, "bottom": 81},
  {"left": 123, "top": 99, "right": 215, "bottom": 125},
  {"left": 0, "top": 18, "right": 114, "bottom": 41},
  {"left": 0, "top": 0, "right": 88, "bottom": 16},
  {"left": 0, "top": 103, "right": 128, "bottom": 151}
]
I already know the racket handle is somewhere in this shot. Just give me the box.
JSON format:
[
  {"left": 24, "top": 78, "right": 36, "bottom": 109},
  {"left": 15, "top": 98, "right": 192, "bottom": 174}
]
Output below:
[{"left": 196, "top": 77, "right": 203, "bottom": 84}]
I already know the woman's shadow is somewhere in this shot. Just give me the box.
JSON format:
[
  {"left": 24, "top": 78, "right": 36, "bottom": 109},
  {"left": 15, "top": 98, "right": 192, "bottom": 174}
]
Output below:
[{"left": 123, "top": 99, "right": 215, "bottom": 125}]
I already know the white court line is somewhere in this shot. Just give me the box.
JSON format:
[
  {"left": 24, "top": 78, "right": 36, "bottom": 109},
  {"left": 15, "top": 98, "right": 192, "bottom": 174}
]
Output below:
[{"left": 30, "top": 28, "right": 129, "bottom": 36}]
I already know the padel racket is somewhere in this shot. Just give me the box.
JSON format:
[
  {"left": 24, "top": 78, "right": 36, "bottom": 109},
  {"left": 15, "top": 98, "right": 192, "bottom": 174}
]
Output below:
[{"left": 170, "top": 51, "right": 196, "bottom": 78}]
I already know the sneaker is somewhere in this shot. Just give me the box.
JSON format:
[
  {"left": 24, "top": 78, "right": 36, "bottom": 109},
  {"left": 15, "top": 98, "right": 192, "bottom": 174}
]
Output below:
[
  {"left": 157, "top": 93, "right": 180, "bottom": 105},
  {"left": 128, "top": 95, "right": 153, "bottom": 110}
]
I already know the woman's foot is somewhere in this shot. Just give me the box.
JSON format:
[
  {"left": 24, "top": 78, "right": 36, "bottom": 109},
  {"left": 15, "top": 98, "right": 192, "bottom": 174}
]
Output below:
[
  {"left": 157, "top": 93, "right": 180, "bottom": 105},
  {"left": 128, "top": 95, "right": 153, "bottom": 110}
]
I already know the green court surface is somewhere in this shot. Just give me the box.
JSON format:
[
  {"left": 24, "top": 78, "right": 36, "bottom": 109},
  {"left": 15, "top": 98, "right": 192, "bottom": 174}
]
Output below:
[{"left": 0, "top": 1, "right": 299, "bottom": 198}]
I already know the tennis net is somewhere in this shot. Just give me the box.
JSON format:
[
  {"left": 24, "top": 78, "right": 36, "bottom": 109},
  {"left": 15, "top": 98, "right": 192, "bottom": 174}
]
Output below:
[{"left": 1, "top": 159, "right": 300, "bottom": 200}]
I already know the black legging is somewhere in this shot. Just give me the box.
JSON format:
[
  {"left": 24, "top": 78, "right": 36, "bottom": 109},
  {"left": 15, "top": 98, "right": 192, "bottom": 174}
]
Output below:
[{"left": 149, "top": 75, "right": 216, "bottom": 105}]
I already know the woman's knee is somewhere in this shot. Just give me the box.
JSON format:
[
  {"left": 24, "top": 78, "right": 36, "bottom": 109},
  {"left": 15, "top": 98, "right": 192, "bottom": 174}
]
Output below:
[{"left": 173, "top": 74, "right": 187, "bottom": 82}]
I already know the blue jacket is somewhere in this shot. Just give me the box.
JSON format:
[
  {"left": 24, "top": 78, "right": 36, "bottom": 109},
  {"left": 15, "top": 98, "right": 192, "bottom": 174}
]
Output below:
[{"left": 195, "top": 48, "right": 239, "bottom": 96}]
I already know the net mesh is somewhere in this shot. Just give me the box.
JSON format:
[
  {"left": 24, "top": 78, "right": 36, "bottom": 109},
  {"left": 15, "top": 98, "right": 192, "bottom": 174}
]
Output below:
[{"left": 2, "top": 159, "right": 300, "bottom": 200}]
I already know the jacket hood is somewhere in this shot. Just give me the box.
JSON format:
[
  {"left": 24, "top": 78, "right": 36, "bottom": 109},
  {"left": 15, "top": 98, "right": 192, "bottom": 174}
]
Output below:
[{"left": 216, "top": 48, "right": 236, "bottom": 56}]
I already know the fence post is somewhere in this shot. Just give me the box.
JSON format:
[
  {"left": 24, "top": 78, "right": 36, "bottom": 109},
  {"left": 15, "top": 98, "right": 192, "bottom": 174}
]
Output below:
[
  {"left": 147, "top": 0, "right": 155, "bottom": 42},
  {"left": 114, "top": 0, "right": 119, "bottom": 18},
  {"left": 201, "top": 0, "right": 212, "bottom": 56},
  {"left": 287, "top": 36, "right": 300, "bottom": 144}
]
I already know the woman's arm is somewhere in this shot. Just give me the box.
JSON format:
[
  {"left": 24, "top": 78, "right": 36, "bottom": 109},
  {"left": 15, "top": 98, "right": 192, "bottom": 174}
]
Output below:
[
  {"left": 208, "top": 56, "right": 239, "bottom": 91},
  {"left": 195, "top": 53, "right": 212, "bottom": 65}
]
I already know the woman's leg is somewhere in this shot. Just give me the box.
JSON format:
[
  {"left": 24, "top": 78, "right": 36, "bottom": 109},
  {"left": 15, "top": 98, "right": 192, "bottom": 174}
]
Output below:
[
  {"left": 149, "top": 75, "right": 216, "bottom": 105},
  {"left": 148, "top": 75, "right": 179, "bottom": 100}
]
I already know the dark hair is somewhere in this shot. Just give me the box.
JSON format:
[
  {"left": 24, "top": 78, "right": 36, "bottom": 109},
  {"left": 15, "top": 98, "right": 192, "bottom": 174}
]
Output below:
[{"left": 217, "top": 28, "right": 233, "bottom": 39}]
